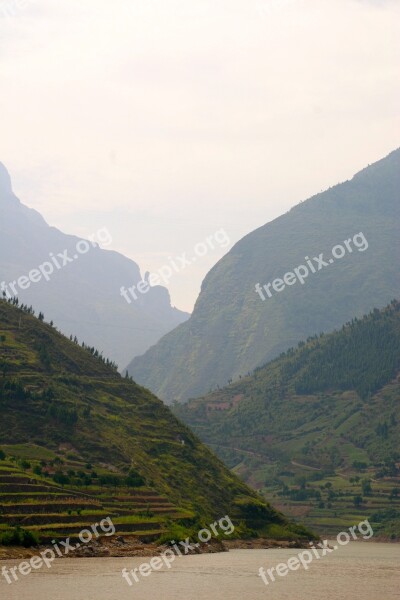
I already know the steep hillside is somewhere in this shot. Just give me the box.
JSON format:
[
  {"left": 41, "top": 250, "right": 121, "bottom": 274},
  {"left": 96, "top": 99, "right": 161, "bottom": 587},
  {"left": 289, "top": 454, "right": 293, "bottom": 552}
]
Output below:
[
  {"left": 0, "top": 162, "right": 188, "bottom": 368},
  {"left": 173, "top": 301, "right": 400, "bottom": 537},
  {"left": 0, "top": 299, "right": 311, "bottom": 544},
  {"left": 128, "top": 149, "right": 400, "bottom": 402}
]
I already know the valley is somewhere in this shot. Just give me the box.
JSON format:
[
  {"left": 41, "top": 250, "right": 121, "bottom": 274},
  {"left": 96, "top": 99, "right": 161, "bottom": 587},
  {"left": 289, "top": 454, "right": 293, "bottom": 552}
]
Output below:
[{"left": 174, "top": 301, "right": 400, "bottom": 538}]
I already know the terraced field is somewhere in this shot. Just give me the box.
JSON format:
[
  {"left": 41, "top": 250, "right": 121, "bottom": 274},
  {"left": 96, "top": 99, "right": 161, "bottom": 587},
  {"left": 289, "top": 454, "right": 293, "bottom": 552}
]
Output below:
[
  {"left": 0, "top": 455, "right": 190, "bottom": 544},
  {"left": 0, "top": 299, "right": 316, "bottom": 549},
  {"left": 239, "top": 461, "right": 400, "bottom": 538},
  {"left": 174, "top": 301, "right": 400, "bottom": 538}
]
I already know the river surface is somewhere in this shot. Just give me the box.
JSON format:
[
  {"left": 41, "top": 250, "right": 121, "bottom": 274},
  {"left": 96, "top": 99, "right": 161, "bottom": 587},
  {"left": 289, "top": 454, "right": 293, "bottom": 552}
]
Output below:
[{"left": 1, "top": 542, "right": 399, "bottom": 599}]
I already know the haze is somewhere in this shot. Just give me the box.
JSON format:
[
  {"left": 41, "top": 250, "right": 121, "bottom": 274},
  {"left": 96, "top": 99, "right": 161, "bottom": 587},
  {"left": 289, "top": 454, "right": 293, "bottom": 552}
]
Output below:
[{"left": 0, "top": 0, "right": 399, "bottom": 311}]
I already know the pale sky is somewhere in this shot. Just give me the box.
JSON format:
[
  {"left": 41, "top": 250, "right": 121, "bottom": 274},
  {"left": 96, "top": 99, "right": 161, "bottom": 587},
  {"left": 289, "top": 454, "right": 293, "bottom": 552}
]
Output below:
[{"left": 1, "top": 0, "right": 399, "bottom": 311}]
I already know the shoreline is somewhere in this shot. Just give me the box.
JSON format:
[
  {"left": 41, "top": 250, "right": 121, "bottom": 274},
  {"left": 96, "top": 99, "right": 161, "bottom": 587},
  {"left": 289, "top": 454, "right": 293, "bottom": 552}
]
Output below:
[
  {"left": 0, "top": 534, "right": 396, "bottom": 562},
  {"left": 0, "top": 536, "right": 311, "bottom": 562}
]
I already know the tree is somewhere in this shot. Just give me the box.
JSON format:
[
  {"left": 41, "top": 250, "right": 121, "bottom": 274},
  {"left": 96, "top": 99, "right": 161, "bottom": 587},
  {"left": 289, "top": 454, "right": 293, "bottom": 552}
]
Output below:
[
  {"left": 53, "top": 472, "right": 70, "bottom": 486},
  {"left": 362, "top": 479, "right": 372, "bottom": 496}
]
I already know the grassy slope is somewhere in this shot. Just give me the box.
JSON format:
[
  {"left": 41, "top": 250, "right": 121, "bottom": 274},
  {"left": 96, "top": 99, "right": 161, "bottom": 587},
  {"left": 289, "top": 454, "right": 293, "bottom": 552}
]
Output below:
[
  {"left": 173, "top": 301, "right": 400, "bottom": 538},
  {"left": 128, "top": 148, "right": 400, "bottom": 402},
  {"left": 0, "top": 299, "right": 312, "bottom": 543}
]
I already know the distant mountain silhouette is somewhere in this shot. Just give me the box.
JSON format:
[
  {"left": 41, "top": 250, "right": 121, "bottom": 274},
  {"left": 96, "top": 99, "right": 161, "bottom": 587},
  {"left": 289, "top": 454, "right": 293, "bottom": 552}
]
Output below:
[{"left": 0, "top": 163, "right": 189, "bottom": 367}]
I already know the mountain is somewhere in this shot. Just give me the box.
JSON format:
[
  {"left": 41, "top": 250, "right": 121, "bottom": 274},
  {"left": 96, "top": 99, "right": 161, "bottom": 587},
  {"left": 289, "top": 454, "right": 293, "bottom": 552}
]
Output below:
[
  {"left": 127, "top": 149, "right": 400, "bottom": 402},
  {"left": 0, "top": 298, "right": 314, "bottom": 544},
  {"left": 0, "top": 162, "right": 189, "bottom": 368},
  {"left": 173, "top": 301, "right": 400, "bottom": 537}
]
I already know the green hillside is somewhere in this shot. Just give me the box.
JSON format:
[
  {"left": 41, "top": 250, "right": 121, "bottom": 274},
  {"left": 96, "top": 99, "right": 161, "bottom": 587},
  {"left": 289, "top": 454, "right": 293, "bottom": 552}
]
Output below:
[
  {"left": 128, "top": 148, "right": 400, "bottom": 402},
  {"left": 173, "top": 301, "right": 400, "bottom": 537},
  {"left": 0, "top": 298, "right": 312, "bottom": 546}
]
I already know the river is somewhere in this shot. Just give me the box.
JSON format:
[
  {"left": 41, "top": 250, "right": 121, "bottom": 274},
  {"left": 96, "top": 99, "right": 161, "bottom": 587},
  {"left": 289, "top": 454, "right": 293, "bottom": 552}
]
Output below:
[{"left": 1, "top": 542, "right": 399, "bottom": 599}]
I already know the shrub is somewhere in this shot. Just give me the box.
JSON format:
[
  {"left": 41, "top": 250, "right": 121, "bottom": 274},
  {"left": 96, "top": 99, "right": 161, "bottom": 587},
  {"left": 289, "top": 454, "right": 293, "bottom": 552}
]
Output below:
[
  {"left": 53, "top": 471, "right": 70, "bottom": 486},
  {"left": 125, "top": 469, "right": 145, "bottom": 487},
  {"left": 0, "top": 527, "right": 40, "bottom": 547}
]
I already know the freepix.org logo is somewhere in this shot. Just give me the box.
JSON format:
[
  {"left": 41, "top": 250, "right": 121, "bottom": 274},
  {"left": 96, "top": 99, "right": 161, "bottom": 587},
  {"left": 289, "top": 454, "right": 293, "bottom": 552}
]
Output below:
[
  {"left": 258, "top": 519, "right": 374, "bottom": 586},
  {"left": 1, "top": 227, "right": 112, "bottom": 299},
  {"left": 120, "top": 228, "right": 230, "bottom": 305},
  {"left": 1, "top": 518, "right": 115, "bottom": 585},
  {"left": 122, "top": 515, "right": 235, "bottom": 586},
  {"left": 255, "top": 232, "right": 369, "bottom": 301}
]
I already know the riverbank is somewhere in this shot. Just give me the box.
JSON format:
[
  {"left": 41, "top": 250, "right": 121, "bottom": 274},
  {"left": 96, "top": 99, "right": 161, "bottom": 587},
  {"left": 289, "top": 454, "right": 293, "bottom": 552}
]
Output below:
[
  {"left": 3, "top": 531, "right": 396, "bottom": 562},
  {"left": 0, "top": 535, "right": 315, "bottom": 561},
  {"left": 2, "top": 544, "right": 400, "bottom": 600}
]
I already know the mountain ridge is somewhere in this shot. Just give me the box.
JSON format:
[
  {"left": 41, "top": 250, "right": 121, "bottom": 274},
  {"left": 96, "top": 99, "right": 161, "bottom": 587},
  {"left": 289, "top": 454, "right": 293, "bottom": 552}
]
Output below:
[
  {"left": 0, "top": 297, "right": 313, "bottom": 543},
  {"left": 0, "top": 163, "right": 189, "bottom": 368},
  {"left": 127, "top": 148, "right": 400, "bottom": 402}
]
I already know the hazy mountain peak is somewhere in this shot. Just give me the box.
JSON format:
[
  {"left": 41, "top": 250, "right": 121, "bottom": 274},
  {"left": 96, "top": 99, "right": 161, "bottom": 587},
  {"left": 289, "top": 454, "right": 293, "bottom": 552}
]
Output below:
[
  {"left": 127, "top": 149, "right": 400, "bottom": 402},
  {"left": 0, "top": 162, "right": 12, "bottom": 194},
  {"left": 0, "top": 165, "right": 189, "bottom": 367}
]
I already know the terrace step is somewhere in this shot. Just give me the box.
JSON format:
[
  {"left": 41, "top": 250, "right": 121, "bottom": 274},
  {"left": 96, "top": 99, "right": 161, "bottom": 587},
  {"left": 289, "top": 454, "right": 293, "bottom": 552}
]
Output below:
[
  {"left": 98, "top": 489, "right": 164, "bottom": 498},
  {"left": 27, "top": 521, "right": 163, "bottom": 535},
  {"left": 0, "top": 501, "right": 102, "bottom": 514},
  {"left": 101, "top": 497, "right": 173, "bottom": 508},
  {"left": 1, "top": 513, "right": 111, "bottom": 526},
  {"left": 102, "top": 506, "right": 179, "bottom": 515},
  {"left": 0, "top": 483, "right": 65, "bottom": 493},
  {"left": 38, "top": 530, "right": 164, "bottom": 543},
  {"left": 0, "top": 496, "right": 103, "bottom": 514},
  {"left": 112, "top": 495, "right": 170, "bottom": 502},
  {"left": 0, "top": 494, "right": 75, "bottom": 502},
  {"left": 0, "top": 475, "right": 32, "bottom": 484}
]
